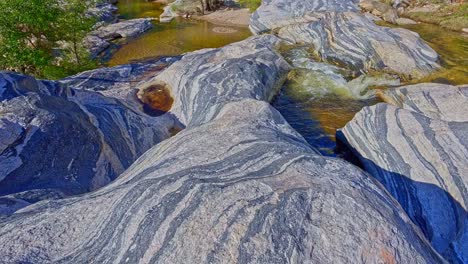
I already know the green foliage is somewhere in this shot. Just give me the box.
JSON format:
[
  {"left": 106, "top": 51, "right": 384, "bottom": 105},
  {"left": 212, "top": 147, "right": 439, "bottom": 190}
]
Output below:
[
  {"left": 238, "top": 0, "right": 261, "bottom": 12},
  {"left": 0, "top": 0, "right": 98, "bottom": 79}
]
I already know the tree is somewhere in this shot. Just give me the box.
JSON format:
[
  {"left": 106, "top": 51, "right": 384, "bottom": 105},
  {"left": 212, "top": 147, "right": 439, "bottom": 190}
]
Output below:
[{"left": 0, "top": 0, "right": 97, "bottom": 79}]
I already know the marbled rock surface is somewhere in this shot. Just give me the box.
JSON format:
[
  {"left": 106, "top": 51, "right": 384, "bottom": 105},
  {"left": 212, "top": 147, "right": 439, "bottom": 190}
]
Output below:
[
  {"left": 143, "top": 35, "right": 291, "bottom": 127},
  {"left": 338, "top": 83, "right": 468, "bottom": 263},
  {"left": 61, "top": 56, "right": 181, "bottom": 112},
  {"left": 0, "top": 36, "right": 445, "bottom": 263},
  {"left": 250, "top": 0, "right": 439, "bottom": 78},
  {"left": 0, "top": 66, "right": 176, "bottom": 211},
  {"left": 250, "top": 0, "right": 359, "bottom": 33}
]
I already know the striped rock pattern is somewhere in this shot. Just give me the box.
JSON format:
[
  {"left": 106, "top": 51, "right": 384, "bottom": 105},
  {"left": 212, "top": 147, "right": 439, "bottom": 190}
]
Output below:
[
  {"left": 250, "top": 0, "right": 439, "bottom": 78},
  {"left": 0, "top": 36, "right": 445, "bottom": 263},
  {"left": 0, "top": 65, "right": 176, "bottom": 211},
  {"left": 338, "top": 83, "right": 468, "bottom": 263},
  {"left": 140, "top": 35, "right": 291, "bottom": 127},
  {"left": 249, "top": 0, "right": 359, "bottom": 33}
]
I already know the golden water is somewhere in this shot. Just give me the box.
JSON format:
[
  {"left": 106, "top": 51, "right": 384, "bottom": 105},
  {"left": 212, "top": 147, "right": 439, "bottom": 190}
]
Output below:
[
  {"left": 108, "top": 0, "right": 252, "bottom": 66},
  {"left": 379, "top": 22, "right": 468, "bottom": 85}
]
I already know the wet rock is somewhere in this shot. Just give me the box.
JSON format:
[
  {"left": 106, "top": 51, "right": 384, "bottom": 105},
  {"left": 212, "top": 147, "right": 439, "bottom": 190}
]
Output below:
[
  {"left": 0, "top": 69, "right": 175, "bottom": 206},
  {"left": 0, "top": 36, "right": 444, "bottom": 263},
  {"left": 338, "top": 83, "right": 468, "bottom": 263}
]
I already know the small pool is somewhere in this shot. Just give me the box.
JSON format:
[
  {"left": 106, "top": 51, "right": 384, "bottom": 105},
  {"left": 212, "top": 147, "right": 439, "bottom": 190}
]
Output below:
[{"left": 108, "top": 0, "right": 252, "bottom": 66}]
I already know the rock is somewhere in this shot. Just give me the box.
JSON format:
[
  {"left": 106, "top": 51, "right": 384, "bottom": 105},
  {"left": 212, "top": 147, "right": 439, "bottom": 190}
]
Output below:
[
  {"left": 250, "top": 0, "right": 439, "bottom": 78},
  {"left": 87, "top": 3, "right": 118, "bottom": 24},
  {"left": 364, "top": 12, "right": 383, "bottom": 21},
  {"left": 0, "top": 36, "right": 444, "bottom": 263},
  {"left": 160, "top": 3, "right": 178, "bottom": 23},
  {"left": 83, "top": 35, "right": 111, "bottom": 58},
  {"left": 61, "top": 56, "right": 181, "bottom": 112},
  {"left": 396, "top": 17, "right": 418, "bottom": 25},
  {"left": 0, "top": 189, "right": 65, "bottom": 217},
  {"left": 359, "top": 0, "right": 392, "bottom": 16},
  {"left": 380, "top": 83, "right": 468, "bottom": 122},
  {"left": 276, "top": 12, "right": 439, "bottom": 78},
  {"left": 0, "top": 68, "right": 176, "bottom": 207},
  {"left": 382, "top": 8, "right": 398, "bottom": 23},
  {"left": 86, "top": 18, "right": 155, "bottom": 58},
  {"left": 338, "top": 83, "right": 468, "bottom": 263},
  {"left": 142, "top": 35, "right": 291, "bottom": 127},
  {"left": 249, "top": 0, "right": 360, "bottom": 34},
  {"left": 91, "top": 18, "right": 155, "bottom": 40}
]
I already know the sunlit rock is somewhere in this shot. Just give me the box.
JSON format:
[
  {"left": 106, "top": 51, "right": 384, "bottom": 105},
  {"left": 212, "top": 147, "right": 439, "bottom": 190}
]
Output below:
[
  {"left": 338, "top": 83, "right": 468, "bottom": 263},
  {"left": 250, "top": 0, "right": 439, "bottom": 78},
  {"left": 0, "top": 36, "right": 445, "bottom": 263}
]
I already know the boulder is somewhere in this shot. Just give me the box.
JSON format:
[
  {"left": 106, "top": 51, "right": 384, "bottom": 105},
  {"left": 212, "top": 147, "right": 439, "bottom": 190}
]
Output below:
[
  {"left": 0, "top": 64, "right": 177, "bottom": 211},
  {"left": 277, "top": 12, "right": 438, "bottom": 78},
  {"left": 359, "top": 0, "right": 392, "bottom": 16},
  {"left": 84, "top": 35, "right": 111, "bottom": 58},
  {"left": 0, "top": 36, "right": 444, "bottom": 263},
  {"left": 338, "top": 83, "right": 468, "bottom": 263},
  {"left": 249, "top": 0, "right": 360, "bottom": 33},
  {"left": 250, "top": 0, "right": 439, "bottom": 78},
  {"left": 91, "top": 18, "right": 155, "bottom": 40},
  {"left": 87, "top": 2, "right": 118, "bottom": 24},
  {"left": 86, "top": 18, "right": 155, "bottom": 57}
]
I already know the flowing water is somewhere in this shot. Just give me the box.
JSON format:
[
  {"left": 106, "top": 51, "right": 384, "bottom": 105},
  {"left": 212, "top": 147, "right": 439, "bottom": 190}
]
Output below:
[
  {"left": 272, "top": 24, "right": 468, "bottom": 156},
  {"left": 108, "top": 0, "right": 252, "bottom": 66}
]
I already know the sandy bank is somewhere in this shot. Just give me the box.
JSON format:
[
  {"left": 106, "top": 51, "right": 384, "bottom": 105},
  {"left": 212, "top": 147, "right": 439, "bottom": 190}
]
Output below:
[{"left": 195, "top": 8, "right": 251, "bottom": 27}]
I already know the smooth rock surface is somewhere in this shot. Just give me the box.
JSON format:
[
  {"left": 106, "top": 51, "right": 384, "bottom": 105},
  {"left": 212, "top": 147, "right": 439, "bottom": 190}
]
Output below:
[
  {"left": 142, "top": 35, "right": 291, "bottom": 127},
  {"left": 0, "top": 36, "right": 444, "bottom": 263},
  {"left": 277, "top": 12, "right": 438, "bottom": 77},
  {"left": 0, "top": 68, "right": 175, "bottom": 209},
  {"left": 92, "top": 18, "right": 155, "bottom": 40},
  {"left": 250, "top": 0, "right": 359, "bottom": 33},
  {"left": 250, "top": 0, "right": 439, "bottom": 78},
  {"left": 338, "top": 83, "right": 468, "bottom": 263}
]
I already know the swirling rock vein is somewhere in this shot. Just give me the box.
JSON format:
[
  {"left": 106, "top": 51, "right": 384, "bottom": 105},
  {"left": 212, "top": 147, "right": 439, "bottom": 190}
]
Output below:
[
  {"left": 250, "top": 0, "right": 439, "bottom": 78},
  {"left": 0, "top": 36, "right": 444, "bottom": 263},
  {"left": 338, "top": 83, "right": 468, "bottom": 263},
  {"left": 0, "top": 61, "right": 177, "bottom": 211}
]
